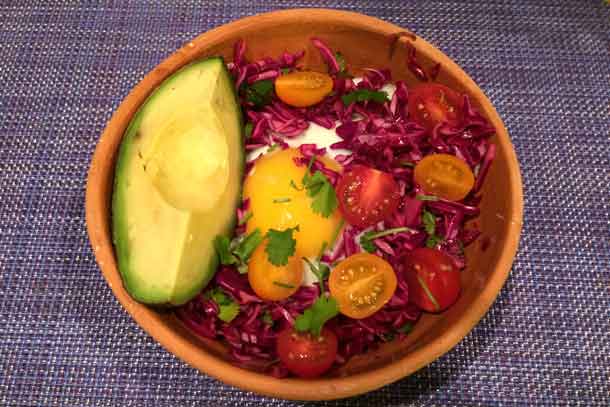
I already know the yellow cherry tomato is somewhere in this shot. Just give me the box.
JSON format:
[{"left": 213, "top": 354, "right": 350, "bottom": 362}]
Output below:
[
  {"left": 414, "top": 153, "right": 475, "bottom": 201},
  {"left": 275, "top": 71, "right": 333, "bottom": 107},
  {"left": 328, "top": 253, "right": 397, "bottom": 319},
  {"left": 248, "top": 243, "right": 303, "bottom": 301}
]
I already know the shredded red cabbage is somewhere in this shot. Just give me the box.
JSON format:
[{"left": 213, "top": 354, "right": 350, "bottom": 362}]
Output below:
[{"left": 177, "top": 37, "right": 496, "bottom": 376}]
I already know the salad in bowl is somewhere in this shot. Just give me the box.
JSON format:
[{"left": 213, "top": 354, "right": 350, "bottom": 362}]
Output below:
[{"left": 87, "top": 9, "right": 522, "bottom": 400}]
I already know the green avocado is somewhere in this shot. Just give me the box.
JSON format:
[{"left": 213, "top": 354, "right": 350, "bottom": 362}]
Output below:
[{"left": 112, "top": 57, "right": 243, "bottom": 306}]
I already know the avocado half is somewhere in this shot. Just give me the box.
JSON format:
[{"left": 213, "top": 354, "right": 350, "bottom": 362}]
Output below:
[{"left": 112, "top": 57, "right": 243, "bottom": 306}]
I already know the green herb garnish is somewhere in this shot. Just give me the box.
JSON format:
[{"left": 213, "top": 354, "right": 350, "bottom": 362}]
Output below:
[
  {"left": 244, "top": 79, "right": 274, "bottom": 108},
  {"left": 421, "top": 209, "right": 443, "bottom": 248},
  {"left": 359, "top": 227, "right": 414, "bottom": 253},
  {"left": 265, "top": 226, "right": 299, "bottom": 266},
  {"left": 205, "top": 288, "right": 240, "bottom": 323},
  {"left": 244, "top": 122, "right": 253, "bottom": 138},
  {"left": 294, "top": 296, "right": 339, "bottom": 337},
  {"left": 416, "top": 194, "right": 439, "bottom": 201},
  {"left": 273, "top": 281, "right": 296, "bottom": 289},
  {"left": 341, "top": 89, "right": 389, "bottom": 106},
  {"left": 300, "top": 156, "right": 338, "bottom": 218},
  {"left": 214, "top": 228, "right": 264, "bottom": 274}
]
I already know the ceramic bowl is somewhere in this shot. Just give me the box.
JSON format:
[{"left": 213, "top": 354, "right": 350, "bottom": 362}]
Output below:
[{"left": 86, "top": 8, "right": 523, "bottom": 400}]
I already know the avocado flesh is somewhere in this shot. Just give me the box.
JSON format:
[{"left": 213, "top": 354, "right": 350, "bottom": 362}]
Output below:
[{"left": 112, "top": 57, "right": 243, "bottom": 306}]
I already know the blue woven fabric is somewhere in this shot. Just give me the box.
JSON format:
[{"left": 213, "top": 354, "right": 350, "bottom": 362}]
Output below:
[{"left": 1, "top": 1, "right": 608, "bottom": 405}]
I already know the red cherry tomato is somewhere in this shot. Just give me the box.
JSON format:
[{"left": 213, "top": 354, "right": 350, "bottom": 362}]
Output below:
[
  {"left": 408, "top": 83, "right": 463, "bottom": 131},
  {"left": 276, "top": 328, "right": 338, "bottom": 378},
  {"left": 404, "top": 248, "right": 461, "bottom": 313},
  {"left": 336, "top": 165, "right": 400, "bottom": 228}
]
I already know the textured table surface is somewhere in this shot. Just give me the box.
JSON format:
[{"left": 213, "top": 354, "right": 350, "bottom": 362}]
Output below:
[{"left": 1, "top": 1, "right": 609, "bottom": 406}]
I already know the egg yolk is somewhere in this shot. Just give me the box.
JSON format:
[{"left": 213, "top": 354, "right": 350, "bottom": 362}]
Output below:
[{"left": 243, "top": 148, "right": 343, "bottom": 258}]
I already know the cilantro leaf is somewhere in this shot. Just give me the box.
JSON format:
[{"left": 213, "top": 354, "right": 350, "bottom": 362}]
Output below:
[
  {"left": 421, "top": 209, "right": 443, "bottom": 248},
  {"left": 397, "top": 322, "right": 413, "bottom": 334},
  {"left": 244, "top": 122, "right": 253, "bottom": 139},
  {"left": 218, "top": 301, "right": 240, "bottom": 322},
  {"left": 294, "top": 296, "right": 339, "bottom": 336},
  {"left": 233, "top": 229, "right": 264, "bottom": 264},
  {"left": 303, "top": 170, "right": 327, "bottom": 197},
  {"left": 273, "top": 281, "right": 296, "bottom": 289},
  {"left": 261, "top": 310, "right": 273, "bottom": 326},
  {"left": 265, "top": 226, "right": 299, "bottom": 266},
  {"left": 310, "top": 180, "right": 338, "bottom": 218},
  {"left": 335, "top": 51, "right": 346, "bottom": 73},
  {"left": 244, "top": 79, "right": 274, "bottom": 108},
  {"left": 303, "top": 257, "right": 331, "bottom": 290},
  {"left": 301, "top": 164, "right": 338, "bottom": 218},
  {"left": 421, "top": 209, "right": 437, "bottom": 236},
  {"left": 426, "top": 235, "right": 443, "bottom": 248},
  {"left": 205, "top": 288, "right": 240, "bottom": 323},
  {"left": 416, "top": 194, "right": 439, "bottom": 201},
  {"left": 341, "top": 89, "right": 389, "bottom": 106},
  {"left": 214, "top": 228, "right": 263, "bottom": 274},
  {"left": 360, "top": 234, "right": 378, "bottom": 253},
  {"left": 214, "top": 236, "right": 238, "bottom": 265}
]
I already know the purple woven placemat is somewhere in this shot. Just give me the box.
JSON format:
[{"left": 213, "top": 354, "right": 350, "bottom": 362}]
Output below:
[{"left": 1, "top": 1, "right": 608, "bottom": 406}]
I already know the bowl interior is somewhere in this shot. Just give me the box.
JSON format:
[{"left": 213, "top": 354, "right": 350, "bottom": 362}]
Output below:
[{"left": 86, "top": 9, "right": 522, "bottom": 400}]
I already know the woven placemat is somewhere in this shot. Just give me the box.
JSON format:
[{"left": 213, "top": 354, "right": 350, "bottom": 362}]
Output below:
[{"left": 1, "top": 1, "right": 608, "bottom": 406}]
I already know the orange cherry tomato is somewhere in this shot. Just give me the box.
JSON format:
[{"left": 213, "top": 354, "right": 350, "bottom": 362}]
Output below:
[
  {"left": 274, "top": 71, "right": 333, "bottom": 107},
  {"left": 407, "top": 83, "right": 463, "bottom": 131},
  {"left": 328, "top": 253, "right": 397, "bottom": 319},
  {"left": 248, "top": 243, "right": 303, "bottom": 301},
  {"left": 414, "top": 154, "right": 475, "bottom": 201}
]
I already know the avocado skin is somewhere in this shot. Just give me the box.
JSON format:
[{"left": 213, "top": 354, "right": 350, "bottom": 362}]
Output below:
[{"left": 111, "top": 57, "right": 244, "bottom": 307}]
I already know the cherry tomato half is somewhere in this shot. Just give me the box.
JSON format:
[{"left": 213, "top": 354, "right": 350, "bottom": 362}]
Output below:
[
  {"left": 404, "top": 248, "right": 461, "bottom": 313},
  {"left": 414, "top": 153, "right": 475, "bottom": 201},
  {"left": 248, "top": 243, "right": 303, "bottom": 301},
  {"left": 329, "top": 253, "right": 397, "bottom": 319},
  {"left": 336, "top": 165, "right": 400, "bottom": 228},
  {"left": 275, "top": 71, "right": 333, "bottom": 107},
  {"left": 408, "top": 83, "right": 463, "bottom": 131},
  {"left": 276, "top": 328, "right": 338, "bottom": 378}
]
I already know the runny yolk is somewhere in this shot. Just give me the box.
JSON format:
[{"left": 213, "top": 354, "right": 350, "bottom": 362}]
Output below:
[{"left": 243, "top": 148, "right": 343, "bottom": 258}]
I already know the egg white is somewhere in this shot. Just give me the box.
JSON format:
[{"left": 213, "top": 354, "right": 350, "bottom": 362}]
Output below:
[{"left": 245, "top": 81, "right": 396, "bottom": 286}]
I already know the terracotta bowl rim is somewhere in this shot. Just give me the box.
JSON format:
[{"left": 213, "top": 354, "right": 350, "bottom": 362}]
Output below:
[{"left": 85, "top": 8, "right": 523, "bottom": 401}]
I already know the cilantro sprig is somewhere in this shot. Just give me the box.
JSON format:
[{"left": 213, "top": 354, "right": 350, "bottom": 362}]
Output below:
[
  {"left": 416, "top": 194, "right": 439, "bottom": 201},
  {"left": 214, "top": 228, "right": 263, "bottom": 274},
  {"left": 421, "top": 208, "right": 444, "bottom": 248},
  {"left": 265, "top": 226, "right": 299, "bottom": 266},
  {"left": 294, "top": 296, "right": 339, "bottom": 337},
  {"left": 341, "top": 89, "right": 389, "bottom": 106},
  {"left": 243, "top": 79, "right": 274, "bottom": 108},
  {"left": 359, "top": 226, "right": 415, "bottom": 253},
  {"left": 293, "top": 156, "right": 338, "bottom": 218},
  {"left": 204, "top": 288, "right": 240, "bottom": 323},
  {"left": 294, "top": 241, "right": 338, "bottom": 337},
  {"left": 244, "top": 122, "right": 253, "bottom": 139}
]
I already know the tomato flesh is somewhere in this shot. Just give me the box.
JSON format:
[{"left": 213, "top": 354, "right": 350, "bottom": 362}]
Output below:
[
  {"left": 329, "top": 253, "right": 397, "bottom": 319},
  {"left": 275, "top": 71, "right": 334, "bottom": 107},
  {"left": 408, "top": 83, "right": 463, "bottom": 131},
  {"left": 414, "top": 153, "right": 475, "bottom": 201},
  {"left": 248, "top": 243, "right": 303, "bottom": 301},
  {"left": 404, "top": 248, "right": 461, "bottom": 313},
  {"left": 276, "top": 328, "right": 338, "bottom": 378},
  {"left": 336, "top": 165, "right": 400, "bottom": 228}
]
